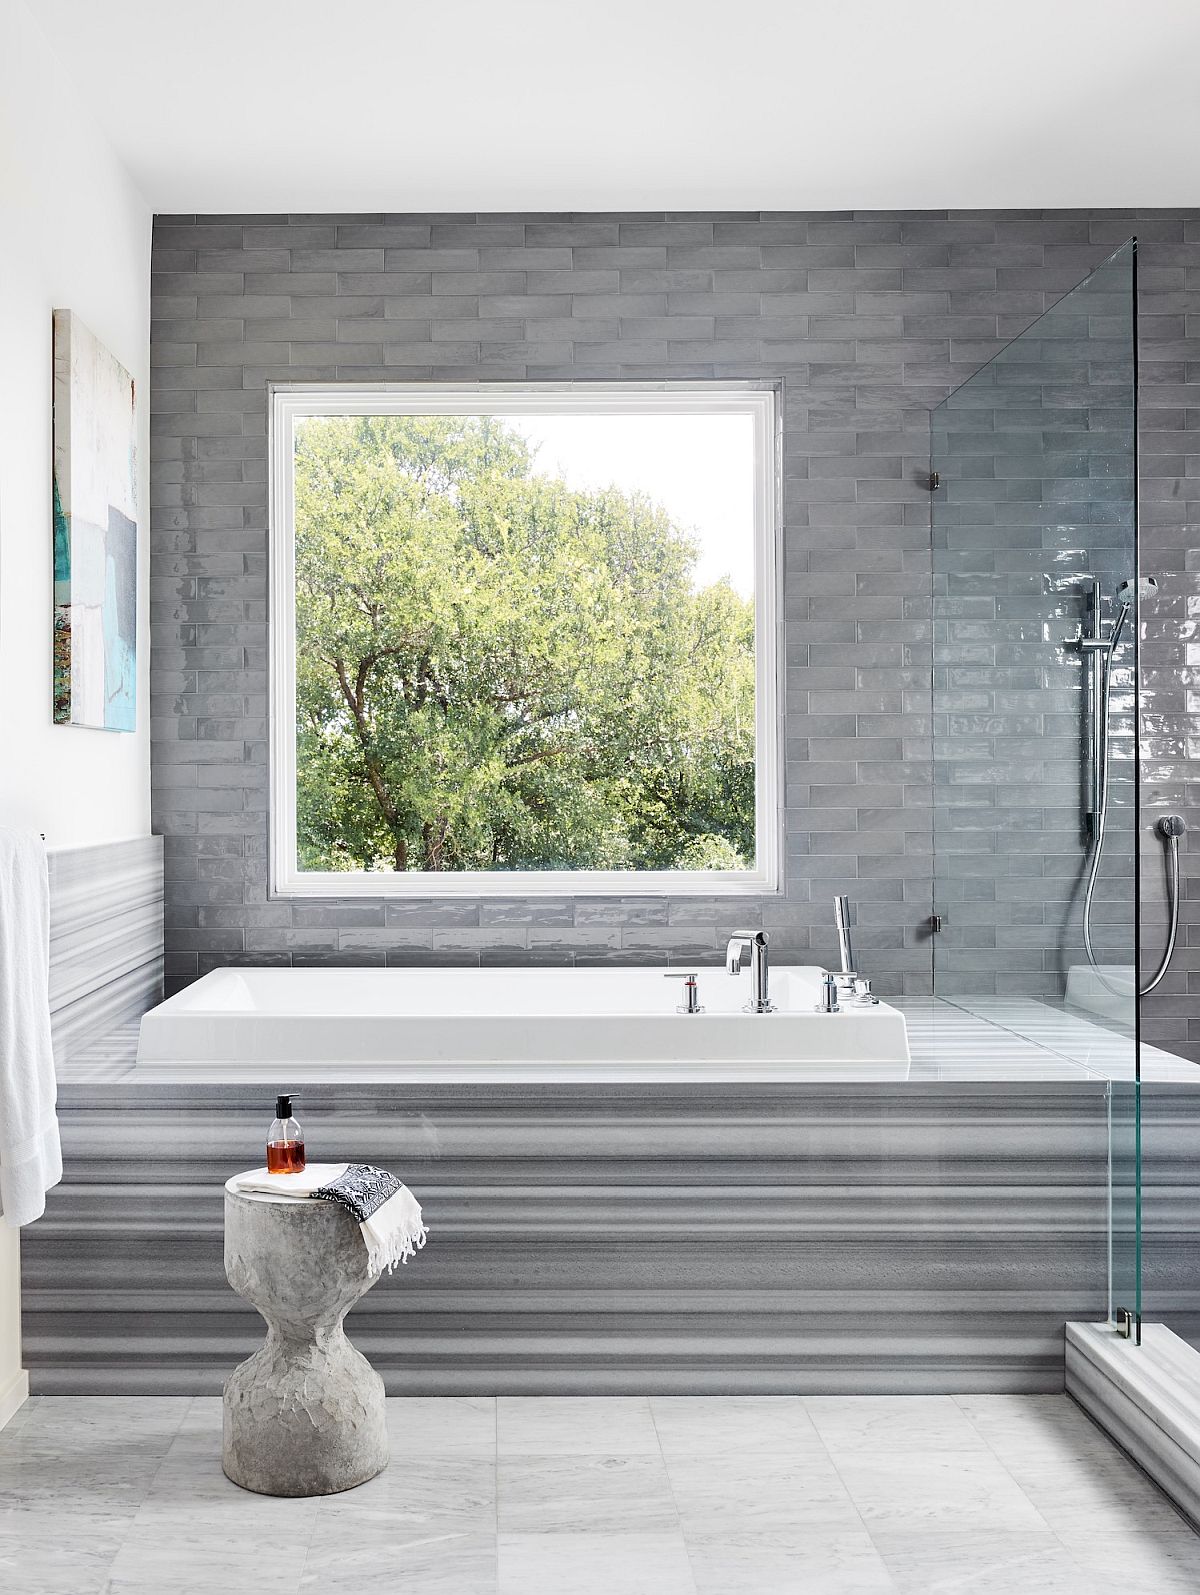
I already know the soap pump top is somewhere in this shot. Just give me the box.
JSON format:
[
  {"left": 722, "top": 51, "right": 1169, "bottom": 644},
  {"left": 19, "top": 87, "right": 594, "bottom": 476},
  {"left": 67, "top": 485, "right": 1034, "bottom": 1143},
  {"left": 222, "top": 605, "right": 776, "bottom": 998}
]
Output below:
[{"left": 267, "top": 1094, "right": 305, "bottom": 1174}]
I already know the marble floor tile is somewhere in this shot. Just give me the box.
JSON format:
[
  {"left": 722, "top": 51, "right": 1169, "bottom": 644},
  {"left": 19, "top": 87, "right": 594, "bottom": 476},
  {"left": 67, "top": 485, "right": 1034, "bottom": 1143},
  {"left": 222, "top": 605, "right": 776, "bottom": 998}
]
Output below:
[
  {"left": 388, "top": 1394, "right": 497, "bottom": 1456},
  {"left": 954, "top": 1394, "right": 1121, "bottom": 1464},
  {"left": 178, "top": 1396, "right": 223, "bottom": 1435},
  {"left": 105, "top": 1578, "right": 292, "bottom": 1595},
  {"left": 314, "top": 1455, "right": 496, "bottom": 1533},
  {"left": 868, "top": 1528, "right": 1091, "bottom": 1595},
  {"left": 1, "top": 1395, "right": 35, "bottom": 1436},
  {"left": 650, "top": 1395, "right": 825, "bottom": 1460},
  {"left": 103, "top": 1519, "right": 308, "bottom": 1595},
  {"left": 835, "top": 1450, "right": 1051, "bottom": 1532},
  {"left": 498, "top": 1531, "right": 697, "bottom": 1595},
  {"left": 139, "top": 1432, "right": 293, "bottom": 1502},
  {"left": 0, "top": 1511, "right": 130, "bottom": 1595},
  {"left": 20, "top": 1395, "right": 190, "bottom": 1443},
  {"left": 685, "top": 1528, "right": 898, "bottom": 1594},
  {"left": 1056, "top": 1527, "right": 1200, "bottom": 1593},
  {"left": 499, "top": 1452, "right": 678, "bottom": 1534},
  {"left": 131, "top": 1435, "right": 322, "bottom": 1532},
  {"left": 665, "top": 1450, "right": 864, "bottom": 1535},
  {"left": 300, "top": 1527, "right": 498, "bottom": 1594},
  {"left": 497, "top": 1396, "right": 661, "bottom": 1456},
  {"left": 1009, "top": 1455, "right": 1192, "bottom": 1534},
  {"left": 0, "top": 1438, "right": 164, "bottom": 1517},
  {"left": 807, "top": 1395, "right": 990, "bottom": 1456},
  {"left": 0, "top": 1393, "right": 1195, "bottom": 1593}
]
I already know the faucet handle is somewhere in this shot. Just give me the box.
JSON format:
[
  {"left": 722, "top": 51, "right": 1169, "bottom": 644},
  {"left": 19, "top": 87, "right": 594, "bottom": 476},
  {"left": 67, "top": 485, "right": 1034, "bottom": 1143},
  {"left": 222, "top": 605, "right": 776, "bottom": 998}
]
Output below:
[
  {"left": 813, "top": 971, "right": 840, "bottom": 1014},
  {"left": 664, "top": 972, "right": 704, "bottom": 1014}
]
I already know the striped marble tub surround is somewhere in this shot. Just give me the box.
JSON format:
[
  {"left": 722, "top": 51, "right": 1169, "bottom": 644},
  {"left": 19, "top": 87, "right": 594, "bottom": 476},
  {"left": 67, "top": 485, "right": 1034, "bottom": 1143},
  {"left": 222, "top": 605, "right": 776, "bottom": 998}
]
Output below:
[
  {"left": 27, "top": 978, "right": 1198, "bottom": 1397},
  {"left": 24, "top": 1076, "right": 1126, "bottom": 1397}
]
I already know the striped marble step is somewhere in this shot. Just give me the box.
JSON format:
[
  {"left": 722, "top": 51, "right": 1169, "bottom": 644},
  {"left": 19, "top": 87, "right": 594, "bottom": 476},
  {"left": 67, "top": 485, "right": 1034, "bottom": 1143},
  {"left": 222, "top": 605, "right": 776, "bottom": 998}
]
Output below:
[{"left": 47, "top": 837, "right": 163, "bottom": 1067}]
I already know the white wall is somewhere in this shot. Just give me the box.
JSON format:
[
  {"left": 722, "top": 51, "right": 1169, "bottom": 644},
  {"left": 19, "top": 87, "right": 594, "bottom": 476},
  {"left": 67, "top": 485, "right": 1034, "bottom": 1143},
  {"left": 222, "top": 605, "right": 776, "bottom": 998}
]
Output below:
[{"left": 0, "top": 0, "right": 151, "bottom": 1421}]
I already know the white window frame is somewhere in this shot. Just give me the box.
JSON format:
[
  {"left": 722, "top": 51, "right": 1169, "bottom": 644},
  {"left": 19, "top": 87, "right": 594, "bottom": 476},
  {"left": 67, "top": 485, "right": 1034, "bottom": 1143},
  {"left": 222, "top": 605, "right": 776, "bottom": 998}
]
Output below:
[{"left": 269, "top": 381, "right": 781, "bottom": 898}]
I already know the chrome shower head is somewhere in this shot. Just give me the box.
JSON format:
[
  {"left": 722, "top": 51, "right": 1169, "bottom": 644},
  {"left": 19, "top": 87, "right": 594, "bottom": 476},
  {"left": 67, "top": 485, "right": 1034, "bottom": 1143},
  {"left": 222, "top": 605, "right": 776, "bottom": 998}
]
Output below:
[{"left": 1115, "top": 575, "right": 1158, "bottom": 605}]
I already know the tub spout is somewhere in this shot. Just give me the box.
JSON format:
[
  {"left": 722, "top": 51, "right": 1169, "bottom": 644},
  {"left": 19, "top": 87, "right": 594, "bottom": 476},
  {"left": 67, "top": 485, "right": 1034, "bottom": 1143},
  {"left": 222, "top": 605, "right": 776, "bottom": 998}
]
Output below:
[{"left": 726, "top": 931, "right": 773, "bottom": 1013}]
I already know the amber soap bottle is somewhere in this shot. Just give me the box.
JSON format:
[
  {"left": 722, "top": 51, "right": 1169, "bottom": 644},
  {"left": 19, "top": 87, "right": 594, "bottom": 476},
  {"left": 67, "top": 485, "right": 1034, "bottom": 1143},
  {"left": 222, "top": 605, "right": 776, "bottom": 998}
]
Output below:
[{"left": 266, "top": 1094, "right": 305, "bottom": 1173}]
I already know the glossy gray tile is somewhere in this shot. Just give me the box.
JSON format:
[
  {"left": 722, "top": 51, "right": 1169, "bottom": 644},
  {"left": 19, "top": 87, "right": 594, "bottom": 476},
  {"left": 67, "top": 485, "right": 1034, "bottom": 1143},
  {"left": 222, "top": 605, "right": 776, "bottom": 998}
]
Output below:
[{"left": 148, "top": 209, "right": 1200, "bottom": 1049}]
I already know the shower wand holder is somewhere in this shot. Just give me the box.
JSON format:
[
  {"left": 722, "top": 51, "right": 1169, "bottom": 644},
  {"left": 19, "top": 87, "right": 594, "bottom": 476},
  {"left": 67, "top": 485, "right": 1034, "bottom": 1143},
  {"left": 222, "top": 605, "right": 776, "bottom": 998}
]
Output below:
[{"left": 1140, "top": 815, "right": 1186, "bottom": 997}]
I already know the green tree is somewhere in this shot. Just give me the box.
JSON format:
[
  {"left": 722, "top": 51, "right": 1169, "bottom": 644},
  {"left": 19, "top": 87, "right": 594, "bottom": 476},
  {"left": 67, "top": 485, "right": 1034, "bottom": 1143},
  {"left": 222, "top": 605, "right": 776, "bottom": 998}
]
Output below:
[{"left": 293, "top": 414, "right": 755, "bottom": 874}]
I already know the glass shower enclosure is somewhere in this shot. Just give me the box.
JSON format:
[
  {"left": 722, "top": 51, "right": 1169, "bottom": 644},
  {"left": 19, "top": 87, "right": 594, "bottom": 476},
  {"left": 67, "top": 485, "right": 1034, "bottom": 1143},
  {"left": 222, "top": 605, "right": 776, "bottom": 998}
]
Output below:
[{"left": 929, "top": 240, "right": 1142, "bottom": 1334}]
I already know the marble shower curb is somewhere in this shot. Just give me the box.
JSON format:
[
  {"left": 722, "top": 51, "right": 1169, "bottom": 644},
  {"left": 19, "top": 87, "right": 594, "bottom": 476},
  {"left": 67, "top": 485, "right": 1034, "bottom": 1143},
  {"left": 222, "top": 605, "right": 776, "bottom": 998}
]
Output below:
[{"left": 1066, "top": 1320, "right": 1200, "bottom": 1527}]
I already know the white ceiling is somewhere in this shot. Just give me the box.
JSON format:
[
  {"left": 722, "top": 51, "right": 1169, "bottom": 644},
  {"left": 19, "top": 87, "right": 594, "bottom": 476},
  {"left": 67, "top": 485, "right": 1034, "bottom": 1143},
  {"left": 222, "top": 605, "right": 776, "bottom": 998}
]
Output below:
[{"left": 31, "top": 0, "right": 1200, "bottom": 213}]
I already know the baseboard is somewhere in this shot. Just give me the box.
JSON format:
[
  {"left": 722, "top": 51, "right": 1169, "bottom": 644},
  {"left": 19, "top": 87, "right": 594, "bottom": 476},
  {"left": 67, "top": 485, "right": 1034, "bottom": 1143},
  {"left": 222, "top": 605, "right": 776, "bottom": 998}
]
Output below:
[
  {"left": 0, "top": 1368, "right": 29, "bottom": 1432},
  {"left": 1066, "top": 1321, "right": 1200, "bottom": 1528}
]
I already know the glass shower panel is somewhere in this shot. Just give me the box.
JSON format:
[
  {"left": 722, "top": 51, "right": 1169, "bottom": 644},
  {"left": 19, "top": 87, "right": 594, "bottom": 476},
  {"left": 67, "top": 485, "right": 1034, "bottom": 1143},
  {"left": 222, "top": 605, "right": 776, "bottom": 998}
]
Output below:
[{"left": 930, "top": 240, "right": 1140, "bottom": 1330}]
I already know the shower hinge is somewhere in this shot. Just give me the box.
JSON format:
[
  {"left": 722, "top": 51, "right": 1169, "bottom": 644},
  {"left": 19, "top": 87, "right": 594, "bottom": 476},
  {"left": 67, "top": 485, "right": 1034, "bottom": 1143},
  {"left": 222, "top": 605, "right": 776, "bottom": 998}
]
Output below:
[
  {"left": 928, "top": 914, "right": 943, "bottom": 933},
  {"left": 927, "top": 471, "right": 940, "bottom": 491},
  {"left": 1115, "top": 1306, "right": 1138, "bottom": 1341}
]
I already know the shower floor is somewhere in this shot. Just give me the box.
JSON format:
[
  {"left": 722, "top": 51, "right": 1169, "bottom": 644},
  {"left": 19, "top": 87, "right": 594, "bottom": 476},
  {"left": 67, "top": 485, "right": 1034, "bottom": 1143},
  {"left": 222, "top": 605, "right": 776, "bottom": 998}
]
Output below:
[{"left": 896, "top": 996, "right": 1196, "bottom": 1083}]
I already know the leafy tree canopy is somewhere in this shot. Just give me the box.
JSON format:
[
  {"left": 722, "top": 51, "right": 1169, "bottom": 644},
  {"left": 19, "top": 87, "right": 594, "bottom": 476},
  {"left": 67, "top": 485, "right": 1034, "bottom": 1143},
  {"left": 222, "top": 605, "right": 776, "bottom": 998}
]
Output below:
[{"left": 293, "top": 414, "right": 755, "bottom": 874}]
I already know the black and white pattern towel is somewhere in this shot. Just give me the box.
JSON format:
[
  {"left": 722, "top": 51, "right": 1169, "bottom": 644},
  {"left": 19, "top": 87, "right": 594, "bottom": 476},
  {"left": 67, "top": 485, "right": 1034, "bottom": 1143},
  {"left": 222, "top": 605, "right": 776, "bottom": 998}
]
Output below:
[{"left": 312, "top": 1164, "right": 402, "bottom": 1224}]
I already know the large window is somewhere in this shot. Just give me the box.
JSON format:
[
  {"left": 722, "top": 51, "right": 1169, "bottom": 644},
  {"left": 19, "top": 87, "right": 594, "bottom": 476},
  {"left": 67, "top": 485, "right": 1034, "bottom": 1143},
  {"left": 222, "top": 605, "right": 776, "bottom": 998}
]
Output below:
[{"left": 269, "top": 384, "right": 779, "bottom": 896}]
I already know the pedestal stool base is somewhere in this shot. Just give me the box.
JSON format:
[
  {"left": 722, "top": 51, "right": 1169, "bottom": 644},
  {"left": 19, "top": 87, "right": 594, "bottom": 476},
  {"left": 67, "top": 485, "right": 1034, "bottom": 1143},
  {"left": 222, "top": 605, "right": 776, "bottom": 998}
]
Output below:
[
  {"left": 222, "top": 1184, "right": 390, "bottom": 1497},
  {"left": 223, "top": 1335, "right": 387, "bottom": 1497}
]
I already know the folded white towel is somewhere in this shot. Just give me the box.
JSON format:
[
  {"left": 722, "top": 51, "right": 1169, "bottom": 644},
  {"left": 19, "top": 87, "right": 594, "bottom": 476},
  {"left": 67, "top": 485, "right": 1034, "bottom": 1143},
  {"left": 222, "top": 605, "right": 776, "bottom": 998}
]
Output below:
[
  {"left": 228, "top": 1163, "right": 428, "bottom": 1274},
  {"left": 0, "top": 829, "right": 61, "bottom": 1227}
]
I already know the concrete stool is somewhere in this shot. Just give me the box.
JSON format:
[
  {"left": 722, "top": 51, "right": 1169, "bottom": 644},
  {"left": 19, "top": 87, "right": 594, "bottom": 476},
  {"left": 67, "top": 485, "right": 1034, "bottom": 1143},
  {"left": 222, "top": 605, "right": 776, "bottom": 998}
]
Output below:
[{"left": 222, "top": 1179, "right": 388, "bottom": 1496}]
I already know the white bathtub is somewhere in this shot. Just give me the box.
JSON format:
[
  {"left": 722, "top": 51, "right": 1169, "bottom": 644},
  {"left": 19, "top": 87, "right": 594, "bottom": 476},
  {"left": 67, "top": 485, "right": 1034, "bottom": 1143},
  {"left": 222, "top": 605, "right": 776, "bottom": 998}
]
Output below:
[{"left": 135, "top": 965, "right": 910, "bottom": 1082}]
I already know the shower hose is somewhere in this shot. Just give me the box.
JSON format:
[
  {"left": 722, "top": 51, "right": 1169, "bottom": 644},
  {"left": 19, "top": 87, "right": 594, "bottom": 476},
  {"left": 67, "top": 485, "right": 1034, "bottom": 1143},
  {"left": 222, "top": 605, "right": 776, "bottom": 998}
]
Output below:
[{"left": 1081, "top": 614, "right": 1184, "bottom": 997}]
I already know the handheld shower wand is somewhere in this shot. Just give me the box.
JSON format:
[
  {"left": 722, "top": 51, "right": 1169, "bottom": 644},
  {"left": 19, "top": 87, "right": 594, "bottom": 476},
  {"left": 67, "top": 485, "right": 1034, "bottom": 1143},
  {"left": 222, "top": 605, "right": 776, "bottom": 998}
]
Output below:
[
  {"left": 1076, "top": 575, "right": 1181, "bottom": 997},
  {"left": 834, "top": 894, "right": 855, "bottom": 983}
]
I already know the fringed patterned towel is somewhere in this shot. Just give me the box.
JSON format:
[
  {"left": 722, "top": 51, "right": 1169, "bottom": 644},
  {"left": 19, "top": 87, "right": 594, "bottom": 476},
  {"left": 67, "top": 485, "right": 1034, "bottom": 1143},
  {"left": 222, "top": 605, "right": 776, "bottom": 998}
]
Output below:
[{"left": 228, "top": 1163, "right": 428, "bottom": 1274}]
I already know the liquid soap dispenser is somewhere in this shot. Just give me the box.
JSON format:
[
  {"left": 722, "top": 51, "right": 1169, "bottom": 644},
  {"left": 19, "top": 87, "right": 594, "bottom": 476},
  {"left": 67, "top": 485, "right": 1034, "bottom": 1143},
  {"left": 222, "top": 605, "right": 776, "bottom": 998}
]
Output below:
[{"left": 266, "top": 1094, "right": 305, "bottom": 1174}]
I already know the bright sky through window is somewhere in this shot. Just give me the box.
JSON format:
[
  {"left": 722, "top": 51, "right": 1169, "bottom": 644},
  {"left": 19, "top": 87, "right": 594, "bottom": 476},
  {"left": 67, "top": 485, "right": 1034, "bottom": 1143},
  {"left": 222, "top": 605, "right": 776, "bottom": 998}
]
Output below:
[{"left": 507, "top": 414, "right": 757, "bottom": 597}]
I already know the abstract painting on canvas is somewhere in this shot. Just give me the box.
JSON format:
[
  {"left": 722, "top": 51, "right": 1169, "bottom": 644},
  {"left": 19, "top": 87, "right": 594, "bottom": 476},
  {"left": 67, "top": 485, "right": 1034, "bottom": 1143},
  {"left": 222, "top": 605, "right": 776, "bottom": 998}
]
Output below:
[{"left": 52, "top": 309, "right": 137, "bottom": 731}]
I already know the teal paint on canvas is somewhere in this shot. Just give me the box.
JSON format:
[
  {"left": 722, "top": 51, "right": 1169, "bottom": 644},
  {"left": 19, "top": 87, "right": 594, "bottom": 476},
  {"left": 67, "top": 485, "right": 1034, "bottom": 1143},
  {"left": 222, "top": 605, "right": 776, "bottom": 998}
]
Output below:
[{"left": 52, "top": 310, "right": 137, "bottom": 730}]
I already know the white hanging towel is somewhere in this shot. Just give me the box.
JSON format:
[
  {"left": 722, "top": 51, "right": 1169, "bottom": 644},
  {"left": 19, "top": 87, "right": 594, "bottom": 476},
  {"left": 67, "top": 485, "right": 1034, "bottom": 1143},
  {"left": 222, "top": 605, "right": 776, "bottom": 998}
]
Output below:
[{"left": 0, "top": 829, "right": 61, "bottom": 1227}]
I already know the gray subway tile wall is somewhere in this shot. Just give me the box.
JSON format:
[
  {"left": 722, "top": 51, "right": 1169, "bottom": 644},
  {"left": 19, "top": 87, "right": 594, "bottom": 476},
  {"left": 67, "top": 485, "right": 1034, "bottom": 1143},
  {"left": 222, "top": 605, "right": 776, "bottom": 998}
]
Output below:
[
  {"left": 149, "top": 212, "right": 1200, "bottom": 1056},
  {"left": 930, "top": 257, "right": 1138, "bottom": 1001}
]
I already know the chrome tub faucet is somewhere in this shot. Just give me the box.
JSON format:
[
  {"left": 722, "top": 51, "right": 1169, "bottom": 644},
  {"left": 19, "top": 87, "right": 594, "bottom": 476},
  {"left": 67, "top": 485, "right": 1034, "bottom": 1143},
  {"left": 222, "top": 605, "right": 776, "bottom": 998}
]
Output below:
[{"left": 726, "top": 930, "right": 773, "bottom": 1013}]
